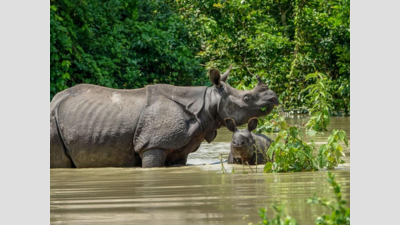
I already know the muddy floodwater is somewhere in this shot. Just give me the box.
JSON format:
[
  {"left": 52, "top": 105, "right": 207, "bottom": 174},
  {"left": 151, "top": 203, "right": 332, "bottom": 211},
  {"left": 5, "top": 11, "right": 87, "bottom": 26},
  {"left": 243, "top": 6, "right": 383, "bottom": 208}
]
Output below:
[{"left": 50, "top": 116, "right": 350, "bottom": 225}]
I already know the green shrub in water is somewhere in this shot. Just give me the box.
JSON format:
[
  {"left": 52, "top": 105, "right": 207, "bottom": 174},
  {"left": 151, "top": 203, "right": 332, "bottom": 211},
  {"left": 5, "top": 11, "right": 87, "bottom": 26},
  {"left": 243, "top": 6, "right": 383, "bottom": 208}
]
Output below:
[
  {"left": 256, "top": 204, "right": 298, "bottom": 225},
  {"left": 263, "top": 127, "right": 348, "bottom": 173},
  {"left": 256, "top": 108, "right": 347, "bottom": 173},
  {"left": 317, "top": 130, "right": 349, "bottom": 170},
  {"left": 265, "top": 126, "right": 319, "bottom": 173},
  {"left": 303, "top": 72, "right": 333, "bottom": 132},
  {"left": 254, "top": 172, "right": 349, "bottom": 225},
  {"left": 307, "top": 172, "right": 350, "bottom": 225}
]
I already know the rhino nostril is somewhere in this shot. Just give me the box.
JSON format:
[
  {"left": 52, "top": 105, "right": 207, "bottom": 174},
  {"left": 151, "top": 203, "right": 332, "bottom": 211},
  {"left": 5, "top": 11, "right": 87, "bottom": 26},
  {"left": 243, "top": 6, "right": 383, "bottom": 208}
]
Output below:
[{"left": 233, "top": 141, "right": 236, "bottom": 144}]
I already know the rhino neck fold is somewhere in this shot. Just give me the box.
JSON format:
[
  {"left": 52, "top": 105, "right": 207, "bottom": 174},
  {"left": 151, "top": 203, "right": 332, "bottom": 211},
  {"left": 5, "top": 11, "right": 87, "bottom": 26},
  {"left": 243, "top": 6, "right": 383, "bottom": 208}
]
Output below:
[{"left": 204, "top": 87, "right": 222, "bottom": 131}]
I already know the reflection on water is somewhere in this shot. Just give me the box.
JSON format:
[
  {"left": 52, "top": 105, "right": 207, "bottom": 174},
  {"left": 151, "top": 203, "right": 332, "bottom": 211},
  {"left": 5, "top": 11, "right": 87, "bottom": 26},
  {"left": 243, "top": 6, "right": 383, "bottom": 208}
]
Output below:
[{"left": 51, "top": 116, "right": 350, "bottom": 225}]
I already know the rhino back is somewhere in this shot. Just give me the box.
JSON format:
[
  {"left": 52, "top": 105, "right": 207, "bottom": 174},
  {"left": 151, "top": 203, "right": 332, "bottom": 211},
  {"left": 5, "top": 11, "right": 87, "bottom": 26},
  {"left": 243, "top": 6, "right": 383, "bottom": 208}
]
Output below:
[
  {"left": 252, "top": 133, "right": 272, "bottom": 150},
  {"left": 252, "top": 133, "right": 273, "bottom": 164},
  {"left": 54, "top": 84, "right": 146, "bottom": 167}
]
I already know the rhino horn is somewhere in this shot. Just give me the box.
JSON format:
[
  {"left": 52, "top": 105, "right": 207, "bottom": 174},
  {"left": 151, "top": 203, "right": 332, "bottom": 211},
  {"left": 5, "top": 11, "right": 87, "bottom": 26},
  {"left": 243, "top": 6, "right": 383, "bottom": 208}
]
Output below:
[
  {"left": 256, "top": 75, "right": 268, "bottom": 88},
  {"left": 221, "top": 65, "right": 233, "bottom": 82}
]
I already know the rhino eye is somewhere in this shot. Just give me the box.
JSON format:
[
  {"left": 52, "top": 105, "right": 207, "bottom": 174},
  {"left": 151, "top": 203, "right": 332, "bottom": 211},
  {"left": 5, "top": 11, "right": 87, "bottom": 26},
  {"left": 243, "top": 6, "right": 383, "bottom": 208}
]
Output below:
[{"left": 243, "top": 95, "right": 251, "bottom": 101}]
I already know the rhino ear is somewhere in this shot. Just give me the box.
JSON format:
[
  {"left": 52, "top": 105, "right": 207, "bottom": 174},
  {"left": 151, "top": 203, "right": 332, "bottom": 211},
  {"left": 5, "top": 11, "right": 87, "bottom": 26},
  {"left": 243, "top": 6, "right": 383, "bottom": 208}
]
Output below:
[
  {"left": 209, "top": 69, "right": 221, "bottom": 87},
  {"left": 247, "top": 117, "right": 258, "bottom": 132},
  {"left": 221, "top": 65, "right": 232, "bottom": 82},
  {"left": 225, "top": 118, "right": 237, "bottom": 132}
]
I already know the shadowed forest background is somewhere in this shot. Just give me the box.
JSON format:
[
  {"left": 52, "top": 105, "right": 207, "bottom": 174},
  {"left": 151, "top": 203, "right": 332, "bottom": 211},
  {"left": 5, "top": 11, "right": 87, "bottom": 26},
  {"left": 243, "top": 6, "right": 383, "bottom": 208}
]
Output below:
[{"left": 50, "top": 0, "right": 349, "bottom": 114}]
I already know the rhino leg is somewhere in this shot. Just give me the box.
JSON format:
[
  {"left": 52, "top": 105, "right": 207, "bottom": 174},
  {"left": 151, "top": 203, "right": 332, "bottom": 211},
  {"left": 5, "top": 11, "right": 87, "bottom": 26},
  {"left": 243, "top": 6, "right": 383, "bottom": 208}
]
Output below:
[
  {"left": 227, "top": 152, "right": 237, "bottom": 164},
  {"left": 141, "top": 149, "right": 167, "bottom": 168},
  {"left": 168, "top": 155, "right": 188, "bottom": 166},
  {"left": 50, "top": 113, "right": 74, "bottom": 168}
]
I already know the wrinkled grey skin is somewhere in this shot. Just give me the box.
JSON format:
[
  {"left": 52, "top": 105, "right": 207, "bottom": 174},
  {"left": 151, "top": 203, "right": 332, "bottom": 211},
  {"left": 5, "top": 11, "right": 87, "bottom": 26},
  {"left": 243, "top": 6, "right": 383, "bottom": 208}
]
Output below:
[
  {"left": 50, "top": 66, "right": 279, "bottom": 168},
  {"left": 226, "top": 118, "right": 273, "bottom": 165}
]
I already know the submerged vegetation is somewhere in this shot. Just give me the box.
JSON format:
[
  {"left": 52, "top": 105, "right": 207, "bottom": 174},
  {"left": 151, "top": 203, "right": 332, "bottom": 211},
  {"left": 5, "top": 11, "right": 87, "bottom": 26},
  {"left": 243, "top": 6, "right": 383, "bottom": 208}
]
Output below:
[
  {"left": 253, "top": 172, "right": 350, "bottom": 225},
  {"left": 307, "top": 172, "right": 350, "bottom": 225},
  {"left": 256, "top": 204, "right": 298, "bottom": 225}
]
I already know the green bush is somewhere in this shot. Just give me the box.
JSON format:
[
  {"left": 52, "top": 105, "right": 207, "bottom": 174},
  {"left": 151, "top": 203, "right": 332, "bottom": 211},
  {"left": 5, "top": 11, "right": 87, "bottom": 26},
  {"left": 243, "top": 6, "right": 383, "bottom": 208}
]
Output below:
[
  {"left": 50, "top": 0, "right": 206, "bottom": 100},
  {"left": 175, "top": 0, "right": 350, "bottom": 113},
  {"left": 304, "top": 72, "right": 333, "bottom": 132},
  {"left": 51, "top": 0, "right": 350, "bottom": 113},
  {"left": 266, "top": 125, "right": 319, "bottom": 172},
  {"left": 317, "top": 130, "right": 348, "bottom": 170},
  {"left": 255, "top": 110, "right": 347, "bottom": 173}
]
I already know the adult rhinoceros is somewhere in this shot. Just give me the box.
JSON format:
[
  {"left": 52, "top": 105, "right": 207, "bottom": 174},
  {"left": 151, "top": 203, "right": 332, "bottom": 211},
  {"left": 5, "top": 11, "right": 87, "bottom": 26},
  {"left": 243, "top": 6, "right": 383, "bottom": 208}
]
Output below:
[{"left": 50, "top": 67, "right": 279, "bottom": 168}]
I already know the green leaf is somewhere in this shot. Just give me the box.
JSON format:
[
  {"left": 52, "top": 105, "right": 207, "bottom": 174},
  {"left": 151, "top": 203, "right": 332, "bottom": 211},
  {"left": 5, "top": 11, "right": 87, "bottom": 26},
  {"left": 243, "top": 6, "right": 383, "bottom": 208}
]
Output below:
[
  {"left": 344, "top": 138, "right": 349, "bottom": 147},
  {"left": 268, "top": 145, "right": 275, "bottom": 159},
  {"left": 305, "top": 72, "right": 318, "bottom": 80},
  {"left": 263, "top": 162, "right": 273, "bottom": 173},
  {"left": 62, "top": 73, "right": 70, "bottom": 80}
]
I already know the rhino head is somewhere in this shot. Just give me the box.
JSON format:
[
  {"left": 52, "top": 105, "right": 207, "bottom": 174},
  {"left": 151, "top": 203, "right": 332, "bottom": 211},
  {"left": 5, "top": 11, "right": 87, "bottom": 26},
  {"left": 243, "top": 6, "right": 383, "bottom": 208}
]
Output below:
[
  {"left": 225, "top": 117, "right": 259, "bottom": 162},
  {"left": 209, "top": 66, "right": 279, "bottom": 126}
]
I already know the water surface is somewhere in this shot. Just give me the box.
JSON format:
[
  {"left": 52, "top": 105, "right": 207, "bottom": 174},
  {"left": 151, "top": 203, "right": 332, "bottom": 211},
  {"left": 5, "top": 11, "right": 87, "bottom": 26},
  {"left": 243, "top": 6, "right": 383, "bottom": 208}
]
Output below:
[{"left": 51, "top": 116, "right": 350, "bottom": 224}]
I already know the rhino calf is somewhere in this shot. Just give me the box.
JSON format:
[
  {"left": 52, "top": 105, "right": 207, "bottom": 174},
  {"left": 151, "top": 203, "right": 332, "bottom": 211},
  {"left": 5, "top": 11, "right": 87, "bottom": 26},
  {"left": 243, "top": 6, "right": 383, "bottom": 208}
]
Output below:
[{"left": 225, "top": 118, "right": 273, "bottom": 165}]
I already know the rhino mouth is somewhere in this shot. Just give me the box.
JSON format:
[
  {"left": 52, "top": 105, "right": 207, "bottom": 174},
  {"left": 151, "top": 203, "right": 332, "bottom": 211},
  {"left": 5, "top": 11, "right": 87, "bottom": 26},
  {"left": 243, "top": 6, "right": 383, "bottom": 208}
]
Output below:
[
  {"left": 232, "top": 145, "right": 245, "bottom": 148},
  {"left": 232, "top": 146, "right": 246, "bottom": 151},
  {"left": 260, "top": 103, "right": 275, "bottom": 114}
]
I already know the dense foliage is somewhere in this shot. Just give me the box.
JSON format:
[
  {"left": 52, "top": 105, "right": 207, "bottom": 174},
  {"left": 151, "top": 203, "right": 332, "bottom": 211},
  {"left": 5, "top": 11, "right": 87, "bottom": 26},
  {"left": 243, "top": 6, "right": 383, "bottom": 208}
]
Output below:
[
  {"left": 50, "top": 0, "right": 206, "bottom": 100},
  {"left": 50, "top": 0, "right": 350, "bottom": 113},
  {"left": 176, "top": 0, "right": 350, "bottom": 113}
]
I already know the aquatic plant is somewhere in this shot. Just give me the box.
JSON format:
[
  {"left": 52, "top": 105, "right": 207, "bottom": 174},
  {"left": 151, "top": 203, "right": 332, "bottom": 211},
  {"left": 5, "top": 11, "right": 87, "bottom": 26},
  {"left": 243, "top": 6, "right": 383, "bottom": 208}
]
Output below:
[
  {"left": 266, "top": 126, "right": 319, "bottom": 172},
  {"left": 255, "top": 106, "right": 348, "bottom": 173},
  {"left": 307, "top": 172, "right": 350, "bottom": 225},
  {"left": 227, "top": 97, "right": 347, "bottom": 174},
  {"left": 317, "top": 130, "right": 349, "bottom": 170},
  {"left": 303, "top": 72, "right": 333, "bottom": 132},
  {"left": 263, "top": 127, "right": 348, "bottom": 173},
  {"left": 252, "top": 172, "right": 349, "bottom": 225},
  {"left": 219, "top": 154, "right": 227, "bottom": 174},
  {"left": 256, "top": 204, "right": 298, "bottom": 225}
]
